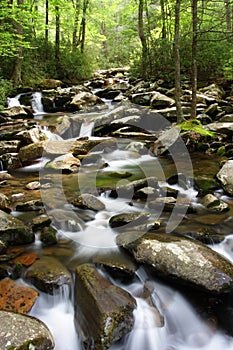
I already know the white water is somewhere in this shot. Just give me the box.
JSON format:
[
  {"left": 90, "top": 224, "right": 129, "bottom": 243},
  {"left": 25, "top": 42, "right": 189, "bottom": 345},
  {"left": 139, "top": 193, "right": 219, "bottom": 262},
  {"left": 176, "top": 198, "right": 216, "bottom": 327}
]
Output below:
[
  {"left": 7, "top": 94, "right": 21, "bottom": 107},
  {"left": 31, "top": 91, "right": 45, "bottom": 114},
  {"left": 79, "top": 119, "right": 95, "bottom": 138}
]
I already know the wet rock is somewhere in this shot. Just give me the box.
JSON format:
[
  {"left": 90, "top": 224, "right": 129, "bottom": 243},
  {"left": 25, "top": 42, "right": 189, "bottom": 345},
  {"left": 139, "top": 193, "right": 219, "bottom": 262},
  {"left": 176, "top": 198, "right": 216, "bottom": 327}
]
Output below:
[
  {"left": 194, "top": 175, "right": 219, "bottom": 194},
  {"left": 74, "top": 263, "right": 136, "bottom": 350},
  {"left": 0, "top": 310, "right": 55, "bottom": 349},
  {"left": 109, "top": 212, "right": 150, "bottom": 229},
  {"left": 93, "top": 251, "right": 137, "bottom": 281},
  {"left": 25, "top": 180, "right": 41, "bottom": 190},
  {"left": 0, "top": 106, "right": 33, "bottom": 119},
  {"left": 15, "top": 199, "right": 43, "bottom": 211},
  {"left": 0, "top": 240, "right": 7, "bottom": 254},
  {"left": 16, "top": 126, "right": 48, "bottom": 144},
  {"left": 205, "top": 103, "right": 222, "bottom": 118},
  {"left": 0, "top": 193, "right": 11, "bottom": 212},
  {"left": 0, "top": 140, "right": 21, "bottom": 155},
  {"left": 0, "top": 278, "right": 38, "bottom": 314},
  {"left": 150, "top": 125, "right": 181, "bottom": 156},
  {"left": 0, "top": 120, "right": 35, "bottom": 141},
  {"left": 25, "top": 256, "right": 71, "bottom": 294},
  {"left": 13, "top": 252, "right": 38, "bottom": 267},
  {"left": 0, "top": 210, "right": 35, "bottom": 245},
  {"left": 216, "top": 160, "right": 233, "bottom": 195},
  {"left": 45, "top": 153, "right": 81, "bottom": 173},
  {"left": 117, "top": 232, "right": 233, "bottom": 293},
  {"left": 131, "top": 92, "right": 154, "bottom": 105},
  {"left": 0, "top": 152, "right": 22, "bottom": 170},
  {"left": 40, "top": 226, "right": 58, "bottom": 246},
  {"left": 200, "top": 193, "right": 229, "bottom": 212},
  {"left": 204, "top": 122, "right": 233, "bottom": 136},
  {"left": 199, "top": 83, "right": 225, "bottom": 100},
  {"left": 71, "top": 138, "right": 117, "bottom": 156},
  {"left": 72, "top": 193, "right": 105, "bottom": 211},
  {"left": 18, "top": 141, "right": 45, "bottom": 163},
  {"left": 30, "top": 215, "right": 52, "bottom": 231},
  {"left": 150, "top": 92, "right": 175, "bottom": 108},
  {"left": 67, "top": 91, "right": 103, "bottom": 111},
  {"left": 134, "top": 186, "right": 158, "bottom": 200}
]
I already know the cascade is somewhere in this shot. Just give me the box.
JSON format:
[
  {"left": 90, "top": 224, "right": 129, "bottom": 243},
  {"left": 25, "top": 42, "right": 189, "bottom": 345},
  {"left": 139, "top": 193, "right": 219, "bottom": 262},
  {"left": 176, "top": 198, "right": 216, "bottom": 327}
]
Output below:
[
  {"left": 79, "top": 119, "right": 95, "bottom": 138},
  {"left": 31, "top": 91, "right": 45, "bottom": 114},
  {"left": 7, "top": 94, "right": 21, "bottom": 107}
]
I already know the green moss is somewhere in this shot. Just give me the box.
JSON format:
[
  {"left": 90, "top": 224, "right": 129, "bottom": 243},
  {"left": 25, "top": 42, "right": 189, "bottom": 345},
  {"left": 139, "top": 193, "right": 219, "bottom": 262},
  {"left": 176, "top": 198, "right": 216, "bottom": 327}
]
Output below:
[
  {"left": 178, "top": 119, "right": 216, "bottom": 137},
  {"left": 216, "top": 146, "right": 226, "bottom": 156}
]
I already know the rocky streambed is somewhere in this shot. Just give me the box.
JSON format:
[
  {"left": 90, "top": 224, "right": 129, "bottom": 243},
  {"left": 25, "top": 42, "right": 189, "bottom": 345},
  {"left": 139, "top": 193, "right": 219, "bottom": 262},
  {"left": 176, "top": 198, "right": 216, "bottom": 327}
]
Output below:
[{"left": 1, "top": 69, "right": 233, "bottom": 349}]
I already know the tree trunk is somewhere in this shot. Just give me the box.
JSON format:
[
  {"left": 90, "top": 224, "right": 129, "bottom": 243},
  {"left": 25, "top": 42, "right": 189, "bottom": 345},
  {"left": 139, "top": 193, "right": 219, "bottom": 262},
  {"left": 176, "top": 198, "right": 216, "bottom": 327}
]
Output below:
[
  {"left": 191, "top": 0, "right": 198, "bottom": 120},
  {"left": 224, "top": 0, "right": 232, "bottom": 31},
  {"left": 10, "top": 0, "right": 23, "bottom": 86},
  {"left": 72, "top": 0, "right": 81, "bottom": 49},
  {"left": 55, "top": 5, "right": 60, "bottom": 72},
  {"left": 174, "top": 0, "right": 184, "bottom": 123},
  {"left": 45, "top": 0, "right": 49, "bottom": 46},
  {"left": 138, "top": 0, "right": 148, "bottom": 78},
  {"left": 160, "top": 0, "right": 167, "bottom": 39},
  {"left": 79, "top": 0, "right": 89, "bottom": 53}
]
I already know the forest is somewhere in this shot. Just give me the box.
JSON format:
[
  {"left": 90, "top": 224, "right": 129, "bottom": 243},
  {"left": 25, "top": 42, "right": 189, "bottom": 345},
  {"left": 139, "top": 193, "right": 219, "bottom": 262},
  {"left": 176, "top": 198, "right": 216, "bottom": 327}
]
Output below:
[{"left": 0, "top": 0, "right": 233, "bottom": 96}]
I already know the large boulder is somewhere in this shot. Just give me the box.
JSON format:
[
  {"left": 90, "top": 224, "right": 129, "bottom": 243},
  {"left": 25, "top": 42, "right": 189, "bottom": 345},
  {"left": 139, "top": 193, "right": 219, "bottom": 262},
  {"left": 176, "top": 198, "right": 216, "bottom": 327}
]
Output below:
[
  {"left": 25, "top": 256, "right": 71, "bottom": 294},
  {"left": 67, "top": 91, "right": 103, "bottom": 111},
  {"left": 204, "top": 122, "right": 233, "bottom": 136},
  {"left": 0, "top": 310, "right": 55, "bottom": 350},
  {"left": 150, "top": 125, "right": 181, "bottom": 156},
  {"left": 217, "top": 160, "right": 233, "bottom": 196},
  {"left": 150, "top": 92, "right": 175, "bottom": 108},
  {"left": 117, "top": 232, "right": 233, "bottom": 293},
  {"left": 0, "top": 210, "right": 35, "bottom": 245},
  {"left": 74, "top": 263, "right": 136, "bottom": 350}
]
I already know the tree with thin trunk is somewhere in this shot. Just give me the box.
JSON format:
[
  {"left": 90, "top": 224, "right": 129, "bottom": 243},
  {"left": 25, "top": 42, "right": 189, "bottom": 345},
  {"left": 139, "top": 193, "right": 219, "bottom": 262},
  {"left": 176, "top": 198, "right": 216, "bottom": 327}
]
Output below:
[
  {"left": 138, "top": 0, "right": 148, "bottom": 78},
  {"left": 11, "top": 0, "right": 24, "bottom": 85},
  {"left": 174, "top": 0, "right": 184, "bottom": 123},
  {"left": 190, "top": 0, "right": 198, "bottom": 119},
  {"left": 79, "top": 0, "right": 89, "bottom": 53},
  {"left": 55, "top": 4, "right": 60, "bottom": 73}
]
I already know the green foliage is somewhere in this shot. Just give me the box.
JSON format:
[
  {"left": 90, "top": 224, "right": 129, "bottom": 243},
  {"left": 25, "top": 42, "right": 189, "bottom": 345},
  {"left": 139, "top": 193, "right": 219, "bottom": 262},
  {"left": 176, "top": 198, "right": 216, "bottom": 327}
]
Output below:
[{"left": 0, "top": 78, "right": 13, "bottom": 110}]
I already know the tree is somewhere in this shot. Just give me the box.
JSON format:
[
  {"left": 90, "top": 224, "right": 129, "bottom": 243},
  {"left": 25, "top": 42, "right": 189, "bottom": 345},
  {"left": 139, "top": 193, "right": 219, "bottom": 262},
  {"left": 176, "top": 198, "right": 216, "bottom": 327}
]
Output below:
[
  {"left": 190, "top": 0, "right": 198, "bottom": 119},
  {"left": 138, "top": 0, "right": 148, "bottom": 78},
  {"left": 174, "top": 0, "right": 184, "bottom": 123}
]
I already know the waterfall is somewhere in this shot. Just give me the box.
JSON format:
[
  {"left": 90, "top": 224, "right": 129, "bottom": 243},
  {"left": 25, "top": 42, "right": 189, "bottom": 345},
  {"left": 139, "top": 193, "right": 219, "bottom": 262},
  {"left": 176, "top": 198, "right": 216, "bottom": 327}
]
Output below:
[
  {"left": 31, "top": 92, "right": 45, "bottom": 114},
  {"left": 7, "top": 94, "right": 21, "bottom": 107},
  {"left": 79, "top": 119, "right": 95, "bottom": 138}
]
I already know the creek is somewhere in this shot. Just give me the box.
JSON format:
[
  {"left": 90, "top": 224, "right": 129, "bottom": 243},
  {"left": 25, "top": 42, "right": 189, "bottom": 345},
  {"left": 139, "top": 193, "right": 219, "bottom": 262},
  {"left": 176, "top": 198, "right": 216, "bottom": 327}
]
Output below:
[{"left": 5, "top": 87, "right": 233, "bottom": 350}]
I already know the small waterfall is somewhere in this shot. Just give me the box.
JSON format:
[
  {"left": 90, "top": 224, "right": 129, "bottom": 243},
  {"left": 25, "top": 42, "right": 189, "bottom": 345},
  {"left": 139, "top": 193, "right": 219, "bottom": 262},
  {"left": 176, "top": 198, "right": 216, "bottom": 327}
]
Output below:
[
  {"left": 7, "top": 94, "right": 21, "bottom": 107},
  {"left": 79, "top": 119, "right": 95, "bottom": 138},
  {"left": 31, "top": 92, "right": 45, "bottom": 114}
]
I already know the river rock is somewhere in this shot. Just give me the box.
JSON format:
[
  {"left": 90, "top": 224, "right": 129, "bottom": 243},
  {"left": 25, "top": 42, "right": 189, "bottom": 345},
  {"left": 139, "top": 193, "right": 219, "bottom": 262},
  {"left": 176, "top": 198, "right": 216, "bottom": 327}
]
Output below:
[
  {"left": 74, "top": 263, "right": 136, "bottom": 350},
  {"left": 204, "top": 122, "right": 233, "bottom": 136},
  {"left": 0, "top": 278, "right": 38, "bottom": 314},
  {"left": 216, "top": 160, "right": 233, "bottom": 195},
  {"left": 41, "top": 78, "right": 63, "bottom": 88},
  {"left": 199, "top": 83, "right": 225, "bottom": 100},
  {"left": 150, "top": 125, "right": 181, "bottom": 156},
  {"left": 40, "top": 226, "right": 58, "bottom": 246},
  {"left": 71, "top": 138, "right": 117, "bottom": 156},
  {"left": 0, "top": 106, "right": 33, "bottom": 119},
  {"left": 0, "top": 140, "right": 21, "bottom": 155},
  {"left": 25, "top": 256, "right": 71, "bottom": 294},
  {"left": 15, "top": 199, "right": 43, "bottom": 211},
  {"left": 0, "top": 193, "right": 11, "bottom": 212},
  {"left": 131, "top": 92, "right": 154, "bottom": 105},
  {"left": 200, "top": 193, "right": 229, "bottom": 212},
  {"left": 0, "top": 120, "right": 35, "bottom": 141},
  {"left": 0, "top": 310, "right": 55, "bottom": 349},
  {"left": 116, "top": 232, "right": 233, "bottom": 293},
  {"left": 150, "top": 92, "right": 175, "bottom": 108},
  {"left": 67, "top": 91, "right": 103, "bottom": 111},
  {"left": 45, "top": 153, "right": 81, "bottom": 173},
  {"left": 72, "top": 193, "right": 105, "bottom": 211},
  {"left": 109, "top": 212, "right": 150, "bottom": 229},
  {"left": 16, "top": 126, "right": 48, "bottom": 144},
  {"left": 0, "top": 210, "right": 35, "bottom": 245},
  {"left": 18, "top": 141, "right": 45, "bottom": 163},
  {"left": 0, "top": 152, "right": 22, "bottom": 170}
]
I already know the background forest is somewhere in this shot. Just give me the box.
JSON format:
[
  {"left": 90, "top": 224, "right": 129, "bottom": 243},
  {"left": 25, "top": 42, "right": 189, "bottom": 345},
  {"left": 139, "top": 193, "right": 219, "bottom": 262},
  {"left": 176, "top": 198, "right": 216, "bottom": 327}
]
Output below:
[{"left": 0, "top": 0, "right": 233, "bottom": 105}]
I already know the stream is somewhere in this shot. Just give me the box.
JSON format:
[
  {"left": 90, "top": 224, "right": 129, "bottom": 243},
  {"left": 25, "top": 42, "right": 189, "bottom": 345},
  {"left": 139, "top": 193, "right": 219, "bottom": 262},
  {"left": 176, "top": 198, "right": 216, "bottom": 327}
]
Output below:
[{"left": 5, "top": 88, "right": 233, "bottom": 350}]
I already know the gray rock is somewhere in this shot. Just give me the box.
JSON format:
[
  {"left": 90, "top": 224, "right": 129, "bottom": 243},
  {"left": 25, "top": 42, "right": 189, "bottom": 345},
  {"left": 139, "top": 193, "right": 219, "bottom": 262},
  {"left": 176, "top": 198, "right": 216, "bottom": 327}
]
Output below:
[
  {"left": 109, "top": 212, "right": 150, "bottom": 229},
  {"left": 0, "top": 210, "right": 35, "bottom": 245},
  {"left": 45, "top": 153, "right": 80, "bottom": 173},
  {"left": 16, "top": 127, "right": 48, "bottom": 144},
  {"left": 72, "top": 193, "right": 105, "bottom": 211},
  {"left": 0, "top": 153, "right": 22, "bottom": 170},
  {"left": 0, "top": 310, "right": 55, "bottom": 350},
  {"left": 0, "top": 140, "right": 21, "bottom": 156},
  {"left": 117, "top": 232, "right": 233, "bottom": 292},
  {"left": 150, "top": 125, "right": 181, "bottom": 156},
  {"left": 67, "top": 91, "right": 103, "bottom": 111},
  {"left": 131, "top": 92, "right": 154, "bottom": 105},
  {"left": 204, "top": 122, "right": 233, "bottom": 136},
  {"left": 15, "top": 199, "right": 43, "bottom": 211},
  {"left": 150, "top": 92, "right": 175, "bottom": 108},
  {"left": 200, "top": 193, "right": 229, "bottom": 212},
  {"left": 0, "top": 106, "right": 33, "bottom": 119},
  {"left": 25, "top": 256, "right": 71, "bottom": 294},
  {"left": 217, "top": 160, "right": 233, "bottom": 195},
  {"left": 74, "top": 263, "right": 136, "bottom": 350}
]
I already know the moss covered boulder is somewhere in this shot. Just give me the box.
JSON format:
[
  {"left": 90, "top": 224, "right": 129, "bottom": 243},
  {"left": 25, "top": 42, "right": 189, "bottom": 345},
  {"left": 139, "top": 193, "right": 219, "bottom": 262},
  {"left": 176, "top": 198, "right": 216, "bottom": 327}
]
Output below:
[
  {"left": 74, "top": 263, "right": 136, "bottom": 350},
  {"left": 25, "top": 256, "right": 71, "bottom": 294},
  {"left": 0, "top": 210, "right": 35, "bottom": 245},
  {"left": 117, "top": 232, "right": 233, "bottom": 293},
  {"left": 0, "top": 310, "right": 54, "bottom": 350}
]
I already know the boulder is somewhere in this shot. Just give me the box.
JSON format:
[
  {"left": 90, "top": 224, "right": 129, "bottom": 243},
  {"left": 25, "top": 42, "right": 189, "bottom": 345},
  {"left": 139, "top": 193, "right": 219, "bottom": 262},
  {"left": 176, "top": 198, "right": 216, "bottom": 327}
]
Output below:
[
  {"left": 0, "top": 153, "right": 22, "bottom": 170},
  {"left": 0, "top": 193, "right": 11, "bottom": 212},
  {"left": 15, "top": 199, "right": 44, "bottom": 211},
  {"left": 0, "top": 210, "right": 35, "bottom": 245},
  {"left": 109, "top": 212, "right": 150, "bottom": 229},
  {"left": 0, "top": 278, "right": 38, "bottom": 314},
  {"left": 131, "top": 92, "right": 154, "bottom": 105},
  {"left": 71, "top": 193, "right": 105, "bottom": 211},
  {"left": 16, "top": 126, "right": 48, "bottom": 145},
  {"left": 200, "top": 193, "right": 229, "bottom": 212},
  {"left": 25, "top": 256, "right": 71, "bottom": 294},
  {"left": 204, "top": 122, "right": 233, "bottom": 136},
  {"left": 67, "top": 91, "right": 103, "bottom": 111},
  {"left": 45, "top": 153, "right": 81, "bottom": 172},
  {"left": 116, "top": 232, "right": 233, "bottom": 293},
  {"left": 217, "top": 160, "right": 233, "bottom": 195},
  {"left": 0, "top": 120, "right": 35, "bottom": 141},
  {"left": 0, "top": 310, "right": 55, "bottom": 349},
  {"left": 0, "top": 106, "right": 33, "bottom": 119},
  {"left": 41, "top": 78, "right": 63, "bottom": 88},
  {"left": 150, "top": 92, "right": 175, "bottom": 108},
  {"left": 150, "top": 125, "right": 181, "bottom": 156},
  {"left": 74, "top": 263, "right": 136, "bottom": 350},
  {"left": 199, "top": 83, "right": 225, "bottom": 100},
  {"left": 0, "top": 140, "right": 21, "bottom": 156}
]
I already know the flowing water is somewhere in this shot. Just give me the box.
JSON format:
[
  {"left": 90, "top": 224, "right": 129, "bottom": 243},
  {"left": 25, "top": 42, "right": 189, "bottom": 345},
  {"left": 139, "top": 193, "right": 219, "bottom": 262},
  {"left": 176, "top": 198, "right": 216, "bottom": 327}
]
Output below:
[{"left": 8, "top": 90, "right": 233, "bottom": 350}]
